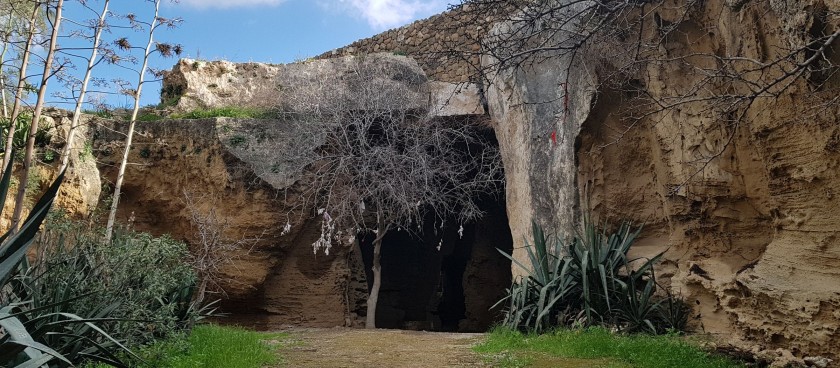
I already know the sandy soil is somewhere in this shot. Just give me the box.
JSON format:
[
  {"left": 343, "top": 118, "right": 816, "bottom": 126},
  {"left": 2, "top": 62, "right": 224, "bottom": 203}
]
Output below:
[{"left": 275, "top": 328, "right": 488, "bottom": 368}]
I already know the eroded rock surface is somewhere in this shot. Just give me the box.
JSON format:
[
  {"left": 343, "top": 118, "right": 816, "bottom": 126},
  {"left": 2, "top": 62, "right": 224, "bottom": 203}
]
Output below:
[
  {"left": 163, "top": 53, "right": 486, "bottom": 118},
  {"left": 485, "top": 0, "right": 840, "bottom": 362},
  {"left": 52, "top": 0, "right": 840, "bottom": 360}
]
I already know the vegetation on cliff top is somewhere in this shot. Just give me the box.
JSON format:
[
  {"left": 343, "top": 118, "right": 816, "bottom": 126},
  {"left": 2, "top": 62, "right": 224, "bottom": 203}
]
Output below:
[{"left": 168, "top": 106, "right": 273, "bottom": 120}]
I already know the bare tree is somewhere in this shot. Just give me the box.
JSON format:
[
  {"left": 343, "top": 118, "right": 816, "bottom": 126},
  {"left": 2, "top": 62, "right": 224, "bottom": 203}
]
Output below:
[
  {"left": 0, "top": 0, "right": 46, "bottom": 120},
  {"left": 1, "top": 0, "right": 41, "bottom": 173},
  {"left": 58, "top": 0, "right": 111, "bottom": 173},
  {"left": 182, "top": 190, "right": 258, "bottom": 306},
  {"left": 10, "top": 0, "right": 64, "bottom": 233},
  {"left": 279, "top": 55, "right": 503, "bottom": 328},
  {"left": 105, "top": 0, "right": 181, "bottom": 241},
  {"left": 0, "top": 3, "right": 17, "bottom": 119}
]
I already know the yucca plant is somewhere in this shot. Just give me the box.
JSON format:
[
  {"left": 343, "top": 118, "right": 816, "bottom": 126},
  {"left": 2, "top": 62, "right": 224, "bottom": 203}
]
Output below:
[{"left": 0, "top": 157, "right": 136, "bottom": 367}]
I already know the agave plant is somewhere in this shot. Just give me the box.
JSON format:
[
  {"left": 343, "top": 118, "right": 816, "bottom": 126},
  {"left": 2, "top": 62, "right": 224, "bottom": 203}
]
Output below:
[
  {"left": 611, "top": 259, "right": 662, "bottom": 334},
  {"left": 495, "top": 222, "right": 576, "bottom": 333},
  {"left": 496, "top": 215, "right": 688, "bottom": 335},
  {"left": 567, "top": 216, "right": 644, "bottom": 323},
  {"left": 0, "top": 157, "right": 136, "bottom": 367}
]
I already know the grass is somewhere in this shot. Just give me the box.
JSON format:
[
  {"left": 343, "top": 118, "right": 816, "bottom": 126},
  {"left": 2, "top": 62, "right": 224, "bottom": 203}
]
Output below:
[
  {"left": 89, "top": 324, "right": 286, "bottom": 368},
  {"left": 136, "top": 112, "right": 164, "bottom": 122},
  {"left": 83, "top": 109, "right": 115, "bottom": 118},
  {"left": 474, "top": 327, "right": 745, "bottom": 368},
  {"left": 169, "top": 107, "right": 272, "bottom": 119},
  {"left": 157, "top": 324, "right": 286, "bottom": 368},
  {"left": 83, "top": 106, "right": 273, "bottom": 121}
]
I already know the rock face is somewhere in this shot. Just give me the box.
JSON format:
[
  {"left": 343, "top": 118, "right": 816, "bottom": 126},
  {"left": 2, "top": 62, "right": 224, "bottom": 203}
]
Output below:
[
  {"left": 50, "top": 110, "right": 102, "bottom": 217},
  {"left": 163, "top": 54, "right": 428, "bottom": 112},
  {"left": 62, "top": 0, "right": 840, "bottom": 359},
  {"left": 93, "top": 117, "right": 353, "bottom": 327},
  {"left": 485, "top": 0, "right": 840, "bottom": 362},
  {"left": 105, "top": 54, "right": 512, "bottom": 331},
  {"left": 163, "top": 54, "right": 486, "bottom": 118},
  {"left": 1, "top": 109, "right": 101, "bottom": 230}
]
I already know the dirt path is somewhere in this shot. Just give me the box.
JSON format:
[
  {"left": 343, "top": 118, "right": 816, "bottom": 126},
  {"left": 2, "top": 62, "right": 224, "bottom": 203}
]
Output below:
[{"left": 276, "top": 328, "right": 488, "bottom": 368}]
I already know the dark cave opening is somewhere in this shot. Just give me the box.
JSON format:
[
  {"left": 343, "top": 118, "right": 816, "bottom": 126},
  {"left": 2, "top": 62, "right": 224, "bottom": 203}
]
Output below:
[{"left": 355, "top": 197, "right": 512, "bottom": 332}]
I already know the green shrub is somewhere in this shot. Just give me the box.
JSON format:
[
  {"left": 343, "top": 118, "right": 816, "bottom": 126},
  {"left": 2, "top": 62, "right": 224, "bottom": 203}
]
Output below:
[
  {"left": 1, "top": 158, "right": 135, "bottom": 367},
  {"left": 84, "top": 109, "right": 115, "bottom": 119},
  {"left": 496, "top": 216, "right": 688, "bottom": 334},
  {"left": 228, "top": 135, "right": 247, "bottom": 147},
  {"left": 42, "top": 148, "right": 57, "bottom": 163},
  {"left": 0, "top": 113, "right": 52, "bottom": 155},
  {"left": 135, "top": 112, "right": 163, "bottom": 122},
  {"left": 80, "top": 142, "right": 94, "bottom": 162},
  {"left": 31, "top": 216, "right": 208, "bottom": 348}
]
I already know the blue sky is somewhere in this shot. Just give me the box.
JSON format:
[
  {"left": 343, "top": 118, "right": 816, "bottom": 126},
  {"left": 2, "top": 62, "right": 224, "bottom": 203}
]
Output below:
[{"left": 50, "top": 0, "right": 452, "bottom": 109}]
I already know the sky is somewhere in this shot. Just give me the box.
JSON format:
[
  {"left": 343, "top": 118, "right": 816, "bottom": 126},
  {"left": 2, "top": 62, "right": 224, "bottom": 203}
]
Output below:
[{"left": 49, "top": 0, "right": 453, "bottom": 109}]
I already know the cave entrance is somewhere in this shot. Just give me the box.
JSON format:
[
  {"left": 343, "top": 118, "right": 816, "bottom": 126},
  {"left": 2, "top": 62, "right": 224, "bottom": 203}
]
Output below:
[{"left": 355, "top": 197, "right": 512, "bottom": 332}]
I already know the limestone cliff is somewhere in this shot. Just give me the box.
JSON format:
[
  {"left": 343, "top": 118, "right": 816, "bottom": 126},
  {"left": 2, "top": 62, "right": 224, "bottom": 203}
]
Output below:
[
  {"left": 162, "top": 54, "right": 485, "bottom": 118},
  {"left": 42, "top": 0, "right": 839, "bottom": 362},
  {"left": 100, "top": 54, "right": 509, "bottom": 330},
  {"left": 92, "top": 116, "right": 353, "bottom": 327},
  {"left": 484, "top": 0, "right": 840, "bottom": 363},
  {"left": 1, "top": 109, "right": 101, "bottom": 230}
]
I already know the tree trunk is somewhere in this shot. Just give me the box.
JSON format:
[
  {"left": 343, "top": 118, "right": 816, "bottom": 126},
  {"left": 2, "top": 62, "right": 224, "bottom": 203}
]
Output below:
[
  {"left": 366, "top": 220, "right": 387, "bottom": 329},
  {"left": 1, "top": 3, "right": 39, "bottom": 172},
  {"left": 10, "top": 0, "right": 63, "bottom": 233},
  {"left": 59, "top": 0, "right": 109, "bottom": 173},
  {"left": 105, "top": 0, "right": 160, "bottom": 241},
  {"left": 0, "top": 9, "right": 15, "bottom": 120}
]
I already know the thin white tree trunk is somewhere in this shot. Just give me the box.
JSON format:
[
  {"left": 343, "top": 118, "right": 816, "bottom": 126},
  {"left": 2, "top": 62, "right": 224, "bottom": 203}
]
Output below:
[
  {"left": 59, "top": 0, "right": 109, "bottom": 173},
  {"left": 0, "top": 75, "right": 7, "bottom": 120},
  {"left": 9, "top": 0, "right": 62, "bottom": 233},
  {"left": 366, "top": 219, "right": 387, "bottom": 329},
  {"left": 105, "top": 0, "right": 160, "bottom": 241},
  {"left": 0, "top": 10, "right": 14, "bottom": 119},
  {"left": 1, "top": 3, "right": 38, "bottom": 172}
]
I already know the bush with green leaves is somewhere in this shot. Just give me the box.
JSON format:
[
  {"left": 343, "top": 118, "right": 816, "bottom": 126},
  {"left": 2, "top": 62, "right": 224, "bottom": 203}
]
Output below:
[
  {"left": 31, "top": 215, "right": 213, "bottom": 348},
  {"left": 0, "top": 113, "right": 52, "bottom": 154},
  {"left": 0, "top": 155, "right": 136, "bottom": 367},
  {"left": 496, "top": 216, "right": 689, "bottom": 334}
]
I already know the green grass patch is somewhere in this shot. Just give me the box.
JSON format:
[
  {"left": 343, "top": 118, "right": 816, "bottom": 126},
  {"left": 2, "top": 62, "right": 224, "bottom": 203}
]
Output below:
[
  {"left": 89, "top": 324, "right": 287, "bottom": 368},
  {"left": 136, "top": 112, "right": 164, "bottom": 122},
  {"left": 83, "top": 109, "right": 115, "bottom": 119},
  {"left": 474, "top": 328, "right": 744, "bottom": 368},
  {"left": 169, "top": 107, "right": 272, "bottom": 119}
]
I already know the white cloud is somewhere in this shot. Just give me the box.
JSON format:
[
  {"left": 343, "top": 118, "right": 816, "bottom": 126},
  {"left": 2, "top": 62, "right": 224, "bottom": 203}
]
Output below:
[
  {"left": 334, "top": 0, "right": 449, "bottom": 29},
  {"left": 178, "top": 0, "right": 286, "bottom": 9}
]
